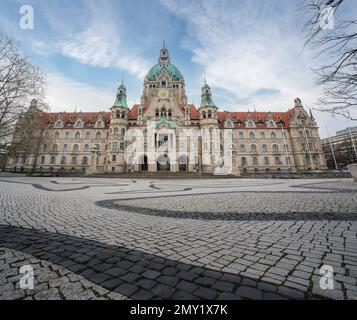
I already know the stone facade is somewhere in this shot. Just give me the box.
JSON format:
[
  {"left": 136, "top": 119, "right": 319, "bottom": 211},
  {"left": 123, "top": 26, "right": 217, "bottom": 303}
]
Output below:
[{"left": 6, "top": 46, "right": 327, "bottom": 175}]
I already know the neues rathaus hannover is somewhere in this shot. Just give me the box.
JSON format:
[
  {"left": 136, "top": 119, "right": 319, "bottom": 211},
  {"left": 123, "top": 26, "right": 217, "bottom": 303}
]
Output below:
[{"left": 6, "top": 45, "right": 327, "bottom": 175}]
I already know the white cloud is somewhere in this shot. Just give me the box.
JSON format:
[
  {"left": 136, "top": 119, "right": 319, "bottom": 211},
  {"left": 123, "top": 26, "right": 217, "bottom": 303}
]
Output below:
[
  {"left": 45, "top": 73, "right": 113, "bottom": 112},
  {"left": 160, "top": 0, "right": 322, "bottom": 110},
  {"left": 57, "top": 28, "right": 149, "bottom": 79},
  {"left": 160, "top": 0, "right": 356, "bottom": 136}
]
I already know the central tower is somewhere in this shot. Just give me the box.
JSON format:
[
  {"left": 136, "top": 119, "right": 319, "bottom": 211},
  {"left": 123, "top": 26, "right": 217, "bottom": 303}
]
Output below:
[{"left": 141, "top": 43, "right": 188, "bottom": 106}]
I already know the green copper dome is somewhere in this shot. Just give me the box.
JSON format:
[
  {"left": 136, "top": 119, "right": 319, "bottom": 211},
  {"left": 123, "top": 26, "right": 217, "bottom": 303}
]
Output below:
[{"left": 147, "top": 63, "right": 182, "bottom": 81}]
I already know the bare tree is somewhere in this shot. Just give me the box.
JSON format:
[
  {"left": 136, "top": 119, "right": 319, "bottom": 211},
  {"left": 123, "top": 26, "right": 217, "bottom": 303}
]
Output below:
[
  {"left": 0, "top": 35, "right": 46, "bottom": 155},
  {"left": 7, "top": 99, "right": 52, "bottom": 172},
  {"left": 302, "top": 0, "right": 357, "bottom": 120}
]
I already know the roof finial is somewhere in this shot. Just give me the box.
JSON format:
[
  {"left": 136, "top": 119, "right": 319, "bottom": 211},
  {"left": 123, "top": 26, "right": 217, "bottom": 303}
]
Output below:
[
  {"left": 121, "top": 72, "right": 124, "bottom": 86},
  {"left": 203, "top": 70, "right": 207, "bottom": 85}
]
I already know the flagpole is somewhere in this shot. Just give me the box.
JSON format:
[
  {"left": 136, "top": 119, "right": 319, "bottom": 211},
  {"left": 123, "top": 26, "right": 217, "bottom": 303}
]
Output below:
[{"left": 326, "top": 126, "right": 338, "bottom": 170}]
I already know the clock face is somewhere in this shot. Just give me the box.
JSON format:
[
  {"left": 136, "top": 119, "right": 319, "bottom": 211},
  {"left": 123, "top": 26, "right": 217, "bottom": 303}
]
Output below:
[{"left": 159, "top": 89, "right": 169, "bottom": 99}]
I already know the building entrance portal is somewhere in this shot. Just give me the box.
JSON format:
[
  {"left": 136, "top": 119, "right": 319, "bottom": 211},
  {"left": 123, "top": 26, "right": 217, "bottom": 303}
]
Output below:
[{"left": 157, "top": 154, "right": 170, "bottom": 171}]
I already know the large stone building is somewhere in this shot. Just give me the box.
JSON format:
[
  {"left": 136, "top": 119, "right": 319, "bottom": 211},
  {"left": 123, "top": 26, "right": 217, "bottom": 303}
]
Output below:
[
  {"left": 6, "top": 46, "right": 327, "bottom": 175},
  {"left": 322, "top": 126, "right": 357, "bottom": 170}
]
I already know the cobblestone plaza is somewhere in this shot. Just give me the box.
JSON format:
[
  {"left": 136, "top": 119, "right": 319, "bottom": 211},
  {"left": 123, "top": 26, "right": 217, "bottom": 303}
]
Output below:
[{"left": 1, "top": 174, "right": 357, "bottom": 300}]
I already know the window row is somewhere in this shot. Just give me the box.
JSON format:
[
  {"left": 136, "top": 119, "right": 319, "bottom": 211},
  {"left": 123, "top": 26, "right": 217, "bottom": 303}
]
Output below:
[
  {"left": 41, "top": 156, "right": 89, "bottom": 165},
  {"left": 237, "top": 131, "right": 286, "bottom": 140},
  {"left": 43, "top": 144, "right": 101, "bottom": 153},
  {"left": 109, "top": 128, "right": 126, "bottom": 136},
  {"left": 155, "top": 108, "right": 172, "bottom": 117},
  {"left": 240, "top": 156, "right": 291, "bottom": 166},
  {"left": 238, "top": 144, "right": 289, "bottom": 153},
  {"left": 53, "top": 131, "right": 104, "bottom": 139}
]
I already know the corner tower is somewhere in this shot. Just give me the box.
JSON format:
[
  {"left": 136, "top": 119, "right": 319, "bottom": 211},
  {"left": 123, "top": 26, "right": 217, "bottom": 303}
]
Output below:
[{"left": 107, "top": 81, "right": 129, "bottom": 173}]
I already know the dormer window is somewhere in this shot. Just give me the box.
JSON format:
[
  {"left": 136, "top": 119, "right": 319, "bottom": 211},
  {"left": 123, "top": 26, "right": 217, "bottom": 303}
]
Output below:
[
  {"left": 55, "top": 120, "right": 64, "bottom": 128},
  {"left": 162, "top": 81, "right": 166, "bottom": 86},
  {"left": 75, "top": 120, "right": 82, "bottom": 128}
]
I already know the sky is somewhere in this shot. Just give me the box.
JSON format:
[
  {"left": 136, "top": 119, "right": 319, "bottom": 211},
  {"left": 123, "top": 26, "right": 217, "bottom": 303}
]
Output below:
[{"left": 0, "top": 0, "right": 356, "bottom": 138}]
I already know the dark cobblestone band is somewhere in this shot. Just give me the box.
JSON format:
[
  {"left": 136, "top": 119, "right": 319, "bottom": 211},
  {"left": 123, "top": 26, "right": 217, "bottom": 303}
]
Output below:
[{"left": 0, "top": 224, "right": 326, "bottom": 300}]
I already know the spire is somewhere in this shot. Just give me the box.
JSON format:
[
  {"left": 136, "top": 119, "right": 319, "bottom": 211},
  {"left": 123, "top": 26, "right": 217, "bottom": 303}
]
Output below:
[
  {"left": 309, "top": 108, "right": 315, "bottom": 120},
  {"left": 159, "top": 42, "right": 170, "bottom": 65},
  {"left": 203, "top": 70, "right": 207, "bottom": 85},
  {"left": 113, "top": 81, "right": 128, "bottom": 109}
]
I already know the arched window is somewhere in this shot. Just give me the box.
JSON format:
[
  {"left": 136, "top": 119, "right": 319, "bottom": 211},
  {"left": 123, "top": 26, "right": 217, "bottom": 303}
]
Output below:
[
  {"left": 112, "top": 155, "right": 117, "bottom": 162},
  {"left": 97, "top": 121, "right": 103, "bottom": 127},
  {"left": 65, "top": 132, "right": 70, "bottom": 139},
  {"left": 251, "top": 144, "right": 257, "bottom": 152},
  {"left": 63, "top": 144, "right": 68, "bottom": 153},
  {"left": 84, "top": 144, "right": 89, "bottom": 152},
  {"left": 238, "top": 132, "right": 244, "bottom": 139},
  {"left": 271, "top": 132, "right": 277, "bottom": 140},
  {"left": 240, "top": 144, "right": 245, "bottom": 152},
  {"left": 273, "top": 144, "right": 279, "bottom": 153},
  {"left": 155, "top": 109, "right": 159, "bottom": 117},
  {"left": 202, "top": 111, "right": 207, "bottom": 119},
  {"left": 82, "top": 157, "right": 88, "bottom": 165},
  {"left": 85, "top": 132, "right": 90, "bottom": 139},
  {"left": 50, "top": 156, "right": 56, "bottom": 164},
  {"left": 168, "top": 109, "right": 172, "bottom": 117},
  {"left": 75, "top": 132, "right": 81, "bottom": 139},
  {"left": 241, "top": 157, "right": 247, "bottom": 166},
  {"left": 73, "top": 144, "right": 79, "bottom": 153},
  {"left": 161, "top": 108, "right": 167, "bottom": 117},
  {"left": 40, "top": 156, "right": 45, "bottom": 164},
  {"left": 71, "top": 156, "right": 77, "bottom": 164},
  {"left": 121, "top": 129, "right": 125, "bottom": 138},
  {"left": 249, "top": 132, "right": 255, "bottom": 140},
  {"left": 264, "top": 157, "right": 269, "bottom": 165},
  {"left": 61, "top": 156, "right": 66, "bottom": 165},
  {"left": 51, "top": 144, "right": 58, "bottom": 153},
  {"left": 262, "top": 144, "right": 267, "bottom": 153},
  {"left": 75, "top": 120, "right": 82, "bottom": 128},
  {"left": 260, "top": 132, "right": 265, "bottom": 139},
  {"left": 95, "top": 132, "right": 101, "bottom": 139},
  {"left": 43, "top": 144, "right": 48, "bottom": 153},
  {"left": 55, "top": 132, "right": 60, "bottom": 139},
  {"left": 275, "top": 157, "right": 281, "bottom": 165},
  {"left": 114, "top": 127, "right": 119, "bottom": 135},
  {"left": 207, "top": 110, "right": 212, "bottom": 118},
  {"left": 253, "top": 157, "right": 258, "bottom": 166}
]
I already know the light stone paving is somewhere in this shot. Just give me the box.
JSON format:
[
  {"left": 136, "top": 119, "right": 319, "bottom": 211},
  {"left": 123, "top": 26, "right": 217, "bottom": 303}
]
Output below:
[{"left": 0, "top": 174, "right": 357, "bottom": 300}]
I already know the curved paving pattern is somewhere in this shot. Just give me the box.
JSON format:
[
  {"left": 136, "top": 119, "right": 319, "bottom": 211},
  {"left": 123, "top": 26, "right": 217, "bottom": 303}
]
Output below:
[{"left": 1, "top": 175, "right": 357, "bottom": 300}]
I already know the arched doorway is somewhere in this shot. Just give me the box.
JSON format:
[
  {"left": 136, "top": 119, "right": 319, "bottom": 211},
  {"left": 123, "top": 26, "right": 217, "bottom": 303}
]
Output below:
[
  {"left": 140, "top": 155, "right": 148, "bottom": 171},
  {"left": 157, "top": 154, "right": 170, "bottom": 172}
]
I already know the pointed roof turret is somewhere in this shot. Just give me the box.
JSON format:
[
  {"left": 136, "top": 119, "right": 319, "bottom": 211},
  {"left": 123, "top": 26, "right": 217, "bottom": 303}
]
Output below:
[
  {"left": 113, "top": 81, "right": 128, "bottom": 109},
  {"left": 199, "top": 77, "right": 216, "bottom": 109}
]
